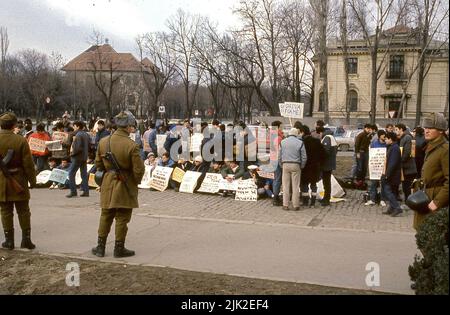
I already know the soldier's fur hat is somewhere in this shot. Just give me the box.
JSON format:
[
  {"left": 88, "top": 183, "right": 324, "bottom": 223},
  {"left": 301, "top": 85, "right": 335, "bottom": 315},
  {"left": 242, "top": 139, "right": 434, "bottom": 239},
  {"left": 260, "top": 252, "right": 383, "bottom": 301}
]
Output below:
[
  {"left": 0, "top": 112, "right": 18, "bottom": 124},
  {"left": 422, "top": 112, "right": 448, "bottom": 131},
  {"left": 114, "top": 111, "right": 136, "bottom": 128}
]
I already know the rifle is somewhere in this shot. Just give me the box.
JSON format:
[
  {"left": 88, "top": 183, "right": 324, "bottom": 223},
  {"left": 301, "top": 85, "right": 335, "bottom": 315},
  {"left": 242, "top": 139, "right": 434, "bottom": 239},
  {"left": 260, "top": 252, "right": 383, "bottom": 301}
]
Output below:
[{"left": 0, "top": 149, "right": 25, "bottom": 194}]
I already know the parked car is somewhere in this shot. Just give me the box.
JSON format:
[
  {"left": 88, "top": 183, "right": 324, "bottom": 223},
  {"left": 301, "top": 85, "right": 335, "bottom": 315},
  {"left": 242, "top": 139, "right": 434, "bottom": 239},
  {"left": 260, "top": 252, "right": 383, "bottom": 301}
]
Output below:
[{"left": 335, "top": 129, "right": 362, "bottom": 151}]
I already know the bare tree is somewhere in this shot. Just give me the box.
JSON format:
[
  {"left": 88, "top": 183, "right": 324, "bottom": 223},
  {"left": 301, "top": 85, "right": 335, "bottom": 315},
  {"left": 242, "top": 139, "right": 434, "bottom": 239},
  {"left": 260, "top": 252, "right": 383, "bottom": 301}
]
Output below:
[{"left": 0, "top": 26, "right": 9, "bottom": 112}]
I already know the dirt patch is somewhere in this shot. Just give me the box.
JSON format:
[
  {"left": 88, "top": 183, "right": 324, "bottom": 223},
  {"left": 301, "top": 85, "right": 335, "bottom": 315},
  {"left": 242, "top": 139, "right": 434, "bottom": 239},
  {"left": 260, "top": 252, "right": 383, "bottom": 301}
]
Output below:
[{"left": 0, "top": 250, "right": 387, "bottom": 295}]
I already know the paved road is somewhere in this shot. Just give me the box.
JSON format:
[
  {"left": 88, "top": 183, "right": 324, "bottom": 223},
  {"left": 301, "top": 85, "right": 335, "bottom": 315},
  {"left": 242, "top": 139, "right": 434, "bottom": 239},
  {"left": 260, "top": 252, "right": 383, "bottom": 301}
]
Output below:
[{"left": 20, "top": 189, "right": 418, "bottom": 294}]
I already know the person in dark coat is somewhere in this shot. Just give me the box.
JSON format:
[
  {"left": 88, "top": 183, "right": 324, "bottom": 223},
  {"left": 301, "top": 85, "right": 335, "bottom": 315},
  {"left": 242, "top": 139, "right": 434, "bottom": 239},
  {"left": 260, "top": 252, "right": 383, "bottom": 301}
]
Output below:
[
  {"left": 381, "top": 132, "right": 403, "bottom": 217},
  {"left": 95, "top": 120, "right": 110, "bottom": 151},
  {"left": 318, "top": 127, "right": 338, "bottom": 207},
  {"left": 413, "top": 126, "right": 426, "bottom": 178},
  {"left": 299, "top": 125, "right": 325, "bottom": 207},
  {"left": 395, "top": 123, "right": 417, "bottom": 202},
  {"left": 67, "top": 121, "right": 90, "bottom": 198}
]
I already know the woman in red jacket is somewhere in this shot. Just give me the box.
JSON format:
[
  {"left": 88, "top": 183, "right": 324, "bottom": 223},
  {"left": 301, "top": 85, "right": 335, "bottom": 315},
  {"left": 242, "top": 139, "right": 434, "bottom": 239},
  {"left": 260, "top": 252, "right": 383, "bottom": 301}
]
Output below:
[{"left": 28, "top": 123, "right": 51, "bottom": 173}]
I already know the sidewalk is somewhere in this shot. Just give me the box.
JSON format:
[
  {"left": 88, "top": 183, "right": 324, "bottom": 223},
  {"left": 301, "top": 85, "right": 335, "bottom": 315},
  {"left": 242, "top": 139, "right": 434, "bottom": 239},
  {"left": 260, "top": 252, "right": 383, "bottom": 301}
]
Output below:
[{"left": 23, "top": 189, "right": 418, "bottom": 294}]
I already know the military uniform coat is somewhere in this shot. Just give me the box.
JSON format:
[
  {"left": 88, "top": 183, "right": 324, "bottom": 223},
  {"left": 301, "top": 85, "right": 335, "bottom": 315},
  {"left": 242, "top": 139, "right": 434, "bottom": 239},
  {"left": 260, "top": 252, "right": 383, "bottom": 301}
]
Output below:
[
  {"left": 413, "top": 135, "right": 449, "bottom": 229},
  {"left": 0, "top": 130, "right": 36, "bottom": 202},
  {"left": 96, "top": 128, "right": 145, "bottom": 209}
]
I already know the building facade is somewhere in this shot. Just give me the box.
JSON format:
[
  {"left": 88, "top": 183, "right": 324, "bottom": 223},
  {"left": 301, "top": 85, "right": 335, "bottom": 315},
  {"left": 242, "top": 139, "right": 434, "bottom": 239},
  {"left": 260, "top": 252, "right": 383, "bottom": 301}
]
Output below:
[{"left": 313, "top": 26, "right": 449, "bottom": 122}]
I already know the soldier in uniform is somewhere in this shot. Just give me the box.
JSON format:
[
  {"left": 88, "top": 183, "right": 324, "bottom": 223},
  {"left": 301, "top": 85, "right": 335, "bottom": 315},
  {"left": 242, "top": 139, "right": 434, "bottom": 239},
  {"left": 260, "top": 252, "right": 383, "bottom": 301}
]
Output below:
[
  {"left": 0, "top": 112, "right": 37, "bottom": 250},
  {"left": 91, "top": 111, "right": 145, "bottom": 258},
  {"left": 413, "top": 112, "right": 449, "bottom": 230}
]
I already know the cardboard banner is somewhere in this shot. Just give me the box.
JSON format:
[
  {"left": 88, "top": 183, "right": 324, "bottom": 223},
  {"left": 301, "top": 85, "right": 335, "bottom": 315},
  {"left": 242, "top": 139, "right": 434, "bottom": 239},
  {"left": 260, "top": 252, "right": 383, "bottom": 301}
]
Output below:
[
  {"left": 218, "top": 178, "right": 239, "bottom": 191},
  {"left": 235, "top": 179, "right": 258, "bottom": 202},
  {"left": 156, "top": 134, "right": 167, "bottom": 156},
  {"left": 36, "top": 170, "right": 52, "bottom": 184},
  {"left": 138, "top": 165, "right": 154, "bottom": 189},
  {"left": 48, "top": 168, "right": 69, "bottom": 184},
  {"left": 172, "top": 167, "right": 186, "bottom": 183},
  {"left": 29, "top": 138, "right": 47, "bottom": 153},
  {"left": 190, "top": 133, "right": 204, "bottom": 152},
  {"left": 179, "top": 171, "right": 203, "bottom": 194},
  {"left": 88, "top": 173, "right": 99, "bottom": 188},
  {"left": 198, "top": 173, "right": 223, "bottom": 194},
  {"left": 75, "top": 164, "right": 94, "bottom": 185},
  {"left": 149, "top": 166, "right": 173, "bottom": 192},
  {"left": 51, "top": 131, "right": 69, "bottom": 142},
  {"left": 45, "top": 140, "right": 63, "bottom": 151},
  {"left": 257, "top": 171, "right": 275, "bottom": 179},
  {"left": 369, "top": 147, "right": 387, "bottom": 180},
  {"left": 279, "top": 102, "right": 304, "bottom": 119}
]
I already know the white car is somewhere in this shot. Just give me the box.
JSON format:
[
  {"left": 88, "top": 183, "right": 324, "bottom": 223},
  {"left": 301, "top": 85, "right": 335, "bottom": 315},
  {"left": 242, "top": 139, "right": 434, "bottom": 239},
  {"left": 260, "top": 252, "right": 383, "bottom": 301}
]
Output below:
[{"left": 335, "top": 130, "right": 362, "bottom": 151}]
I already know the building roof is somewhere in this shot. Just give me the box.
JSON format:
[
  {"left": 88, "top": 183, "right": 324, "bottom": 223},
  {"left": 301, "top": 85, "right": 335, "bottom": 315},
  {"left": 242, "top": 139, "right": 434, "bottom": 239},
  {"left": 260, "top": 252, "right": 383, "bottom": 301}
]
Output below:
[{"left": 62, "top": 44, "right": 152, "bottom": 73}]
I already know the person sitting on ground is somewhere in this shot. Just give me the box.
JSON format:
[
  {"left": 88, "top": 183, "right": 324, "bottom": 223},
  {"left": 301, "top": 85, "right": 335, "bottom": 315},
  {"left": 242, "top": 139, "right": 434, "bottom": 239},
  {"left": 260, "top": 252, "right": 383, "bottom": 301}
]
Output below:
[
  {"left": 208, "top": 160, "right": 224, "bottom": 173},
  {"left": 158, "top": 152, "right": 175, "bottom": 168},
  {"left": 190, "top": 155, "right": 209, "bottom": 175},
  {"left": 248, "top": 165, "right": 273, "bottom": 199},
  {"left": 219, "top": 160, "right": 245, "bottom": 197}
]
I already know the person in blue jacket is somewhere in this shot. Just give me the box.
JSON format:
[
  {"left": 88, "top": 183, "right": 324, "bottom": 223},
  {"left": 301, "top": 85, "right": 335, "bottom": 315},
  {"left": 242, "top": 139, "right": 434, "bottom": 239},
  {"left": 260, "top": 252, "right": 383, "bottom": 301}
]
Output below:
[{"left": 381, "top": 132, "right": 403, "bottom": 217}]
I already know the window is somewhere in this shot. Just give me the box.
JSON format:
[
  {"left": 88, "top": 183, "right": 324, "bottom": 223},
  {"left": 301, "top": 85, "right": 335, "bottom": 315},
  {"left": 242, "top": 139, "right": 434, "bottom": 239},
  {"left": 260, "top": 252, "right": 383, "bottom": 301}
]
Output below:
[
  {"left": 347, "top": 58, "right": 358, "bottom": 74},
  {"left": 318, "top": 92, "right": 325, "bottom": 112},
  {"left": 348, "top": 90, "right": 358, "bottom": 111},
  {"left": 388, "top": 100, "right": 402, "bottom": 118},
  {"left": 389, "top": 55, "right": 404, "bottom": 77}
]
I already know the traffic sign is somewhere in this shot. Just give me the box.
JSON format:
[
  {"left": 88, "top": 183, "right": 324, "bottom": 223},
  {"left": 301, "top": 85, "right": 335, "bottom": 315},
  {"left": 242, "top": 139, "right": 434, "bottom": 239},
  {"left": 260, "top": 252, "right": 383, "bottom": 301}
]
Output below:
[{"left": 159, "top": 106, "right": 166, "bottom": 113}]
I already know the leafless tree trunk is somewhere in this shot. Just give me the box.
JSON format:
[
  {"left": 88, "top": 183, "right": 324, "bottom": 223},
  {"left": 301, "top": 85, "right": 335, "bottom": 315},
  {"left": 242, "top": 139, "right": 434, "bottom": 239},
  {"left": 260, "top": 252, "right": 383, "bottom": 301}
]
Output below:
[
  {"left": 0, "top": 26, "right": 9, "bottom": 112},
  {"left": 340, "top": 0, "right": 352, "bottom": 124}
]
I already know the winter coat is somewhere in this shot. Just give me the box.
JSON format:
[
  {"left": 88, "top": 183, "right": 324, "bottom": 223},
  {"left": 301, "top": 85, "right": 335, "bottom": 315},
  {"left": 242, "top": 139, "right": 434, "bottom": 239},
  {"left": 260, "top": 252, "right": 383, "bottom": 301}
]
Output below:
[
  {"left": 399, "top": 133, "right": 417, "bottom": 177},
  {"left": 385, "top": 142, "right": 402, "bottom": 186}
]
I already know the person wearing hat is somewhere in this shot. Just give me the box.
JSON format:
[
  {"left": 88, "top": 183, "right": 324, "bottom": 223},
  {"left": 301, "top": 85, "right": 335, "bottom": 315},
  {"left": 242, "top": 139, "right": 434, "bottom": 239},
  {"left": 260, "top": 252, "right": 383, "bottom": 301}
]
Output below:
[
  {"left": 0, "top": 112, "right": 37, "bottom": 250},
  {"left": 413, "top": 112, "right": 449, "bottom": 230},
  {"left": 279, "top": 128, "right": 307, "bottom": 210},
  {"left": 91, "top": 111, "right": 145, "bottom": 258}
]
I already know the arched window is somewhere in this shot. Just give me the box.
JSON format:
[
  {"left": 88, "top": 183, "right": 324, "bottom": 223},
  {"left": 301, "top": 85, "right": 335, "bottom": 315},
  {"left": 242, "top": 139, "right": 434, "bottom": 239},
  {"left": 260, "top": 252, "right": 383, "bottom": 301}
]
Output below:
[
  {"left": 318, "top": 92, "right": 324, "bottom": 112},
  {"left": 349, "top": 90, "right": 358, "bottom": 111}
]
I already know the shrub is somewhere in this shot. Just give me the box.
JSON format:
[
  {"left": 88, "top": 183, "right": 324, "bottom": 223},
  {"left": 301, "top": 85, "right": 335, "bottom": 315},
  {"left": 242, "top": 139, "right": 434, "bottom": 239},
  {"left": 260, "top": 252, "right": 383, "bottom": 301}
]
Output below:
[{"left": 409, "top": 208, "right": 449, "bottom": 295}]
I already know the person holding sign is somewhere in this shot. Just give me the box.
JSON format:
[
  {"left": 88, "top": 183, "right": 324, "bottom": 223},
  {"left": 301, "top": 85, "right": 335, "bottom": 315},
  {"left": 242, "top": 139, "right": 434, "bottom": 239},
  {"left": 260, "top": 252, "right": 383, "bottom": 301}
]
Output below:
[
  {"left": 365, "top": 130, "right": 387, "bottom": 206},
  {"left": 66, "top": 121, "right": 90, "bottom": 198},
  {"left": 381, "top": 132, "right": 402, "bottom": 217},
  {"left": 28, "top": 123, "right": 51, "bottom": 173},
  {"left": 0, "top": 112, "right": 37, "bottom": 250},
  {"left": 91, "top": 111, "right": 145, "bottom": 258},
  {"left": 169, "top": 157, "right": 192, "bottom": 192}
]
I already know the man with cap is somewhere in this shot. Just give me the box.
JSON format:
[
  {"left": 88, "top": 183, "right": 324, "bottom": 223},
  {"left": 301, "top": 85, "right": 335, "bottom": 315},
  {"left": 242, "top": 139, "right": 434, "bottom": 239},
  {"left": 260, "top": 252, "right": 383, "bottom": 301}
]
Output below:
[
  {"left": 413, "top": 112, "right": 448, "bottom": 230},
  {"left": 91, "top": 111, "right": 145, "bottom": 258},
  {"left": 0, "top": 112, "right": 37, "bottom": 250}
]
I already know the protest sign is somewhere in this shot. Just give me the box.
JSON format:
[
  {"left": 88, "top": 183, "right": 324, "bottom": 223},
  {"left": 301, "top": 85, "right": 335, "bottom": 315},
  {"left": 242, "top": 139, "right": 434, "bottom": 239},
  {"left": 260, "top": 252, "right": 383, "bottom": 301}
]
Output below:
[
  {"left": 179, "top": 171, "right": 203, "bottom": 194},
  {"left": 138, "top": 165, "right": 154, "bottom": 189},
  {"left": 45, "top": 140, "right": 62, "bottom": 151},
  {"left": 36, "top": 170, "right": 52, "bottom": 184},
  {"left": 218, "top": 178, "right": 239, "bottom": 191},
  {"left": 257, "top": 171, "right": 275, "bottom": 179},
  {"left": 51, "top": 131, "right": 69, "bottom": 142},
  {"left": 190, "top": 133, "right": 204, "bottom": 152},
  {"left": 48, "top": 169, "right": 68, "bottom": 184},
  {"left": 279, "top": 102, "right": 304, "bottom": 119},
  {"left": 172, "top": 167, "right": 186, "bottom": 183},
  {"left": 29, "top": 138, "right": 47, "bottom": 153},
  {"left": 369, "top": 147, "right": 387, "bottom": 180},
  {"left": 156, "top": 134, "right": 167, "bottom": 156},
  {"left": 235, "top": 179, "right": 258, "bottom": 202},
  {"left": 198, "top": 173, "right": 222, "bottom": 194},
  {"left": 149, "top": 166, "right": 173, "bottom": 191},
  {"left": 88, "top": 173, "right": 99, "bottom": 188},
  {"left": 75, "top": 164, "right": 94, "bottom": 185}
]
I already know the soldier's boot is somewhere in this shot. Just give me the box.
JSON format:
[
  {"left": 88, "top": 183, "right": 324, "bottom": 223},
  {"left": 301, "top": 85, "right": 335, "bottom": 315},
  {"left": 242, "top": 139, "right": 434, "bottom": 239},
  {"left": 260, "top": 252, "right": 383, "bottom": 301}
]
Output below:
[
  {"left": 91, "top": 237, "right": 107, "bottom": 257},
  {"left": 310, "top": 196, "right": 317, "bottom": 207},
  {"left": 20, "top": 229, "right": 35, "bottom": 249},
  {"left": 2, "top": 229, "right": 14, "bottom": 250},
  {"left": 114, "top": 241, "right": 135, "bottom": 258},
  {"left": 302, "top": 196, "right": 310, "bottom": 207}
]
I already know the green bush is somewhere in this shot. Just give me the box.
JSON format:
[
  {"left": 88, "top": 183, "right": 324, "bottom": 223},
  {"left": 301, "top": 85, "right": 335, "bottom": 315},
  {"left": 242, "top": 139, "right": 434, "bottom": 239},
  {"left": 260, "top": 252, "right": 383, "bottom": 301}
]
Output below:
[{"left": 409, "top": 208, "right": 449, "bottom": 295}]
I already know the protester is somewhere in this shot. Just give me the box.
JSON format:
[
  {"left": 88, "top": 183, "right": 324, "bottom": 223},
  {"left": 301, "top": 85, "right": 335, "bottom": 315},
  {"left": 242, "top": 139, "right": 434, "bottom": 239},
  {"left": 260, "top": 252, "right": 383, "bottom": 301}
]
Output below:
[
  {"left": 381, "top": 132, "right": 403, "bottom": 217},
  {"left": 412, "top": 126, "right": 426, "bottom": 178},
  {"left": 413, "top": 113, "right": 448, "bottom": 230},
  {"left": 143, "top": 122, "right": 155, "bottom": 157},
  {"left": 95, "top": 120, "right": 110, "bottom": 151},
  {"left": 299, "top": 125, "right": 324, "bottom": 207},
  {"left": 365, "top": 130, "right": 387, "bottom": 206},
  {"left": 279, "top": 128, "right": 307, "bottom": 211},
  {"left": 220, "top": 160, "right": 246, "bottom": 197},
  {"left": 270, "top": 120, "right": 284, "bottom": 207},
  {"left": 158, "top": 152, "right": 175, "bottom": 168},
  {"left": 66, "top": 121, "right": 90, "bottom": 198},
  {"left": 28, "top": 122, "right": 51, "bottom": 173},
  {"left": 170, "top": 157, "right": 192, "bottom": 192},
  {"left": 311, "top": 120, "right": 325, "bottom": 140},
  {"left": 318, "top": 126, "right": 338, "bottom": 207},
  {"left": 395, "top": 123, "right": 417, "bottom": 202},
  {"left": 208, "top": 160, "right": 224, "bottom": 173},
  {"left": 354, "top": 124, "right": 373, "bottom": 185},
  {"left": 248, "top": 166, "right": 273, "bottom": 199}
]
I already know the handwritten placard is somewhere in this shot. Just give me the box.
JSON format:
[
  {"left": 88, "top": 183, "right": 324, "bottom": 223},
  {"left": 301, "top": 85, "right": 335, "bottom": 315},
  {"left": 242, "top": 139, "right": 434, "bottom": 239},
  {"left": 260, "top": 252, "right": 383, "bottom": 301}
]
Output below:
[
  {"left": 190, "top": 133, "right": 204, "bottom": 152},
  {"left": 36, "top": 170, "right": 52, "bottom": 184},
  {"left": 29, "top": 138, "right": 47, "bottom": 153},
  {"left": 179, "top": 171, "right": 203, "bottom": 194},
  {"left": 279, "top": 102, "right": 304, "bottom": 119},
  {"left": 48, "top": 168, "right": 68, "bottom": 184},
  {"left": 198, "top": 173, "right": 222, "bottom": 194},
  {"left": 218, "top": 178, "right": 239, "bottom": 191},
  {"left": 171, "top": 167, "right": 186, "bottom": 183},
  {"left": 369, "top": 147, "right": 387, "bottom": 180},
  {"left": 138, "top": 165, "right": 154, "bottom": 189},
  {"left": 257, "top": 171, "right": 275, "bottom": 179},
  {"left": 51, "top": 131, "right": 68, "bottom": 142},
  {"left": 149, "top": 166, "right": 173, "bottom": 192},
  {"left": 235, "top": 179, "right": 258, "bottom": 202},
  {"left": 45, "top": 140, "right": 62, "bottom": 151}
]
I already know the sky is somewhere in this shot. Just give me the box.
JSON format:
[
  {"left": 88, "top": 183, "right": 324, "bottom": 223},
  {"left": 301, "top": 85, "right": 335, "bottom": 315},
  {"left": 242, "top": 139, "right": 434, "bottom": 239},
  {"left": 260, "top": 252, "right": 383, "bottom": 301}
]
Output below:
[{"left": 0, "top": 0, "right": 240, "bottom": 61}]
